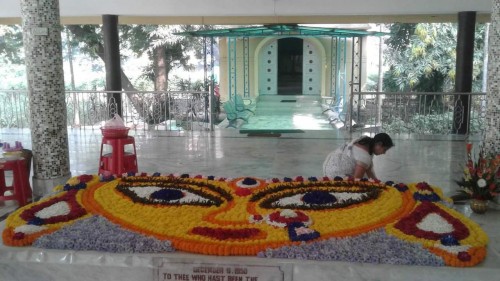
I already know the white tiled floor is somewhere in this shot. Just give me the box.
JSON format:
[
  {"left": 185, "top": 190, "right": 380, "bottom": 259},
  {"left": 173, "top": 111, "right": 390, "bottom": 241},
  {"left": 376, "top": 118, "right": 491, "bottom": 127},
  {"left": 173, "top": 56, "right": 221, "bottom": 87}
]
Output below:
[{"left": 0, "top": 127, "right": 494, "bottom": 216}]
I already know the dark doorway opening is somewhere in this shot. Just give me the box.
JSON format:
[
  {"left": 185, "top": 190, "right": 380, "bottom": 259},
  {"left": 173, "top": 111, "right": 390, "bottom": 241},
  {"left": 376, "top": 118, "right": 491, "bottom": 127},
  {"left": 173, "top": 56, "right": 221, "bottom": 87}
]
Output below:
[{"left": 278, "top": 38, "right": 303, "bottom": 95}]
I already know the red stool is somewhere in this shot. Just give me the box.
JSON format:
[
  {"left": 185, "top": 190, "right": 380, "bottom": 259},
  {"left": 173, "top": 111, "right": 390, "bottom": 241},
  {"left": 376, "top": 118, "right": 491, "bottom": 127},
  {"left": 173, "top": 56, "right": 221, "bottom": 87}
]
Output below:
[
  {"left": 98, "top": 136, "right": 138, "bottom": 175},
  {"left": 0, "top": 158, "right": 32, "bottom": 207}
]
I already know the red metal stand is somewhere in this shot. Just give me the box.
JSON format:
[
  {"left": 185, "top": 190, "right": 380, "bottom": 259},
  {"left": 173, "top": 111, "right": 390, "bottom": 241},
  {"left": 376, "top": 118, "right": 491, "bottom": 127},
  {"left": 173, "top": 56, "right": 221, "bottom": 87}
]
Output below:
[
  {"left": 98, "top": 136, "right": 138, "bottom": 175},
  {"left": 0, "top": 159, "right": 32, "bottom": 207}
]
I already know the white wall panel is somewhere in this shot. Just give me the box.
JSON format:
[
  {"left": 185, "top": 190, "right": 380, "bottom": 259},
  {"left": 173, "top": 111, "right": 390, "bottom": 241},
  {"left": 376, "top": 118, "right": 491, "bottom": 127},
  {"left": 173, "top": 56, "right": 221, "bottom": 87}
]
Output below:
[
  {"left": 258, "top": 40, "right": 278, "bottom": 95},
  {"left": 302, "top": 41, "right": 321, "bottom": 95}
]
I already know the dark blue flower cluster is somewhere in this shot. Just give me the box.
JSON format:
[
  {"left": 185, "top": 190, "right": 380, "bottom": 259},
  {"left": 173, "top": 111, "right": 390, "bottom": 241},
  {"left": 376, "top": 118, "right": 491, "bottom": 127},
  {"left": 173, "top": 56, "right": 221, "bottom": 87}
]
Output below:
[
  {"left": 151, "top": 189, "right": 184, "bottom": 201},
  {"left": 63, "top": 182, "right": 87, "bottom": 191},
  {"left": 242, "top": 177, "right": 257, "bottom": 185},
  {"left": 302, "top": 191, "right": 336, "bottom": 205},
  {"left": 28, "top": 217, "right": 45, "bottom": 226},
  {"left": 413, "top": 192, "right": 441, "bottom": 202},
  {"left": 440, "top": 234, "right": 460, "bottom": 246}
]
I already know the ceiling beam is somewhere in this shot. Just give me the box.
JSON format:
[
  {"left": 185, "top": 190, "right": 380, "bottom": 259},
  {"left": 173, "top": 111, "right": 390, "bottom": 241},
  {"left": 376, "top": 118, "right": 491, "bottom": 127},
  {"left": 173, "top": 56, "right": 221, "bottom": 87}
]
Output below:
[{"left": 0, "top": 13, "right": 491, "bottom": 26}]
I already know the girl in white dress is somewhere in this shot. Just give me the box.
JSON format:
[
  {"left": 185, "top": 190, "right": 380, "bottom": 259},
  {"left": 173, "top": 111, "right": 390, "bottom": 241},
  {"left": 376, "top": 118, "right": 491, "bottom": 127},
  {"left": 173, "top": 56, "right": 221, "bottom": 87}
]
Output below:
[{"left": 323, "top": 133, "right": 394, "bottom": 180}]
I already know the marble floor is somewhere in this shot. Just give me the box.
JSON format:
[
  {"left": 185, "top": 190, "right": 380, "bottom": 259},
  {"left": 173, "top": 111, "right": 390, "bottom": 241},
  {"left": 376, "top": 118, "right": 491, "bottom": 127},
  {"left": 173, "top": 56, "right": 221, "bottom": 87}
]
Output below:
[
  {"left": 1, "top": 122, "right": 499, "bottom": 280},
  {"left": 0, "top": 127, "right": 481, "bottom": 196}
]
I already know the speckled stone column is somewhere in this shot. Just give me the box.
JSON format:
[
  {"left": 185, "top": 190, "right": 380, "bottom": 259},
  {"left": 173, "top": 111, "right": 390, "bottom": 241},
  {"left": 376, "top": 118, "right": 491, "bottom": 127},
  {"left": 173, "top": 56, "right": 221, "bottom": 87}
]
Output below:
[
  {"left": 485, "top": 0, "right": 500, "bottom": 156},
  {"left": 20, "top": 0, "right": 71, "bottom": 197}
]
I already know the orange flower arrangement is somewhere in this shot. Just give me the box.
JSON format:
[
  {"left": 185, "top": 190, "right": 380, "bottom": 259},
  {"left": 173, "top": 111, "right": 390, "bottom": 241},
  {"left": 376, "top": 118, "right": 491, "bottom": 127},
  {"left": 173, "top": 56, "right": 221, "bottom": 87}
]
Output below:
[{"left": 1, "top": 173, "right": 490, "bottom": 267}]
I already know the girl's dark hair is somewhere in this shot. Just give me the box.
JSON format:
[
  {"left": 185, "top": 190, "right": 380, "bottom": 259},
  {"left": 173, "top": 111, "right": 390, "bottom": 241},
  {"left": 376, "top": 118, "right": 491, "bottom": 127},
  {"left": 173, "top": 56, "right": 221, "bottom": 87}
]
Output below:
[{"left": 356, "top": 133, "right": 394, "bottom": 154}]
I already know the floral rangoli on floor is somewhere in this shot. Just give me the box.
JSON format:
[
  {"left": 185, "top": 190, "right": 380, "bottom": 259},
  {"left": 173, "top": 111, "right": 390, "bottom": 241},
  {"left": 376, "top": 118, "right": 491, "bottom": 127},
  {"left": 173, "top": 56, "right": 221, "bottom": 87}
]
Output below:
[{"left": 2, "top": 174, "right": 488, "bottom": 267}]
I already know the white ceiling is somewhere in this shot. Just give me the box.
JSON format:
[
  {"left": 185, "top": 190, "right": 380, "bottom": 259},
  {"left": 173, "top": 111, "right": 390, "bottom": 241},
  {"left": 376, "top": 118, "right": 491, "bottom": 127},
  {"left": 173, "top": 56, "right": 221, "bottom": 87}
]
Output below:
[{"left": 0, "top": 0, "right": 493, "bottom": 24}]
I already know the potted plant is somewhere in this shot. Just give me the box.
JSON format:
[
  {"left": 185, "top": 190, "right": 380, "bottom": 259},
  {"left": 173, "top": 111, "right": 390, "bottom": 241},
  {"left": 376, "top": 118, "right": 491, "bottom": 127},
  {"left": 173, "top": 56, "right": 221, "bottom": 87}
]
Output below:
[{"left": 456, "top": 143, "right": 500, "bottom": 214}]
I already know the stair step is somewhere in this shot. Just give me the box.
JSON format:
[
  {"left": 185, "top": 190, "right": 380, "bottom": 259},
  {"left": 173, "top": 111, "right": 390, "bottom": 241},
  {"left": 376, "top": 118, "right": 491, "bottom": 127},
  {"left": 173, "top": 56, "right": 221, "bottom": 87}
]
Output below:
[{"left": 226, "top": 95, "right": 333, "bottom": 130}]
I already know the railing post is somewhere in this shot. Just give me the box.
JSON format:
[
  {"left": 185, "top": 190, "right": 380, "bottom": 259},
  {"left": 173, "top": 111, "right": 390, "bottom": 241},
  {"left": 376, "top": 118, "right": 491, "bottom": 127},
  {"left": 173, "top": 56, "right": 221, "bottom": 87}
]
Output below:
[
  {"left": 349, "top": 36, "right": 362, "bottom": 132},
  {"left": 375, "top": 91, "right": 381, "bottom": 126},
  {"left": 347, "top": 88, "right": 354, "bottom": 132},
  {"left": 208, "top": 87, "right": 214, "bottom": 131}
]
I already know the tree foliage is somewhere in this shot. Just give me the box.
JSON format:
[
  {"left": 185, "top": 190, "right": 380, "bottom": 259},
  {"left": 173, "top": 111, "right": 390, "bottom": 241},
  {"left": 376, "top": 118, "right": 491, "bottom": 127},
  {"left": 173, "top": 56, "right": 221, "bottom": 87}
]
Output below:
[
  {"left": 120, "top": 25, "right": 207, "bottom": 91},
  {"left": 383, "top": 23, "right": 486, "bottom": 92},
  {"left": 0, "top": 25, "right": 24, "bottom": 64}
]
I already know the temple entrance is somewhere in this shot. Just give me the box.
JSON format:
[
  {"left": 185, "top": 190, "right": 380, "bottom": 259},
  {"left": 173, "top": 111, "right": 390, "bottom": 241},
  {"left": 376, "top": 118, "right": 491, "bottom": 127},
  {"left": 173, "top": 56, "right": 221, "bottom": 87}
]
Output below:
[{"left": 278, "top": 38, "right": 303, "bottom": 95}]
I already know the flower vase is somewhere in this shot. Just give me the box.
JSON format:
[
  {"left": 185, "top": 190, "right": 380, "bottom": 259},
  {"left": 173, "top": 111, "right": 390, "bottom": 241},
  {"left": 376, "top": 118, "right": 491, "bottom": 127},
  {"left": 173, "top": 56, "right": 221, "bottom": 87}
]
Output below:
[{"left": 470, "top": 199, "right": 488, "bottom": 214}]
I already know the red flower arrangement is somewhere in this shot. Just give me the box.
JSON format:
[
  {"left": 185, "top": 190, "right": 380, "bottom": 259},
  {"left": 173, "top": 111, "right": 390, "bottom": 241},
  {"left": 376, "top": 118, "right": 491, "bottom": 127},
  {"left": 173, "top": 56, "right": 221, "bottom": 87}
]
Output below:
[
  {"left": 191, "top": 227, "right": 261, "bottom": 240},
  {"left": 456, "top": 143, "right": 500, "bottom": 200}
]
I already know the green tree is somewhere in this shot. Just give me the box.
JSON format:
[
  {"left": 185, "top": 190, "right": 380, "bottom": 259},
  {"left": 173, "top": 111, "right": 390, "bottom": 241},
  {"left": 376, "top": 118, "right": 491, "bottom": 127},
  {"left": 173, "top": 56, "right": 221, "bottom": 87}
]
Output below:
[
  {"left": 384, "top": 23, "right": 485, "bottom": 93},
  {"left": 67, "top": 24, "right": 212, "bottom": 124},
  {"left": 381, "top": 23, "right": 487, "bottom": 134},
  {"left": 0, "top": 25, "right": 26, "bottom": 90},
  {"left": 1, "top": 24, "right": 211, "bottom": 124},
  {"left": 66, "top": 25, "right": 139, "bottom": 91},
  {"left": 0, "top": 25, "right": 23, "bottom": 64},
  {"left": 66, "top": 25, "right": 155, "bottom": 122},
  {"left": 121, "top": 25, "right": 199, "bottom": 91}
]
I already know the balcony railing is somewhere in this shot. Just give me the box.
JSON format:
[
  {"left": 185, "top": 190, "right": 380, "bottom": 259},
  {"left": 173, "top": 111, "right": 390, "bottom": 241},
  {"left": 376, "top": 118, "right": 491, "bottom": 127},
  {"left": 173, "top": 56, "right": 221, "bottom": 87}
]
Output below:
[
  {"left": 1, "top": 90, "right": 488, "bottom": 136},
  {"left": 0, "top": 90, "right": 30, "bottom": 129},
  {"left": 343, "top": 92, "right": 487, "bottom": 135},
  {"left": 0, "top": 90, "right": 214, "bottom": 132}
]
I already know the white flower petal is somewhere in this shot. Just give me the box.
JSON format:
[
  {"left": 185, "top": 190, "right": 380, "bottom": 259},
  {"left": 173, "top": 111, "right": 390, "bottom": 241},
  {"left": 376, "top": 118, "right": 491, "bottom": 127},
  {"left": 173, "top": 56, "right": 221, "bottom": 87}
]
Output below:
[
  {"left": 129, "top": 186, "right": 161, "bottom": 198},
  {"left": 35, "top": 201, "right": 71, "bottom": 219},
  {"left": 416, "top": 213, "right": 454, "bottom": 234},
  {"left": 14, "top": 224, "right": 48, "bottom": 235},
  {"left": 477, "top": 179, "right": 487, "bottom": 188},
  {"left": 435, "top": 244, "right": 470, "bottom": 254},
  {"left": 280, "top": 209, "right": 297, "bottom": 218}
]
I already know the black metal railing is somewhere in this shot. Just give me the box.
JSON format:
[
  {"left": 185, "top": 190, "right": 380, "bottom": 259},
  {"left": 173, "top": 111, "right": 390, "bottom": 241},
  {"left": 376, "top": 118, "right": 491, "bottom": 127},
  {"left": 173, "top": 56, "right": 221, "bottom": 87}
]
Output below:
[
  {"left": 322, "top": 91, "right": 487, "bottom": 135},
  {"left": 0, "top": 90, "right": 213, "bottom": 132}
]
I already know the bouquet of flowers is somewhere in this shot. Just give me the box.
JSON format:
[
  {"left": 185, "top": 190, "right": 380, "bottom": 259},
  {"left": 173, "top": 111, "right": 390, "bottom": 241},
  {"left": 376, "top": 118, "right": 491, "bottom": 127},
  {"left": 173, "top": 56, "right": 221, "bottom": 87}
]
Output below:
[{"left": 456, "top": 143, "right": 500, "bottom": 201}]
